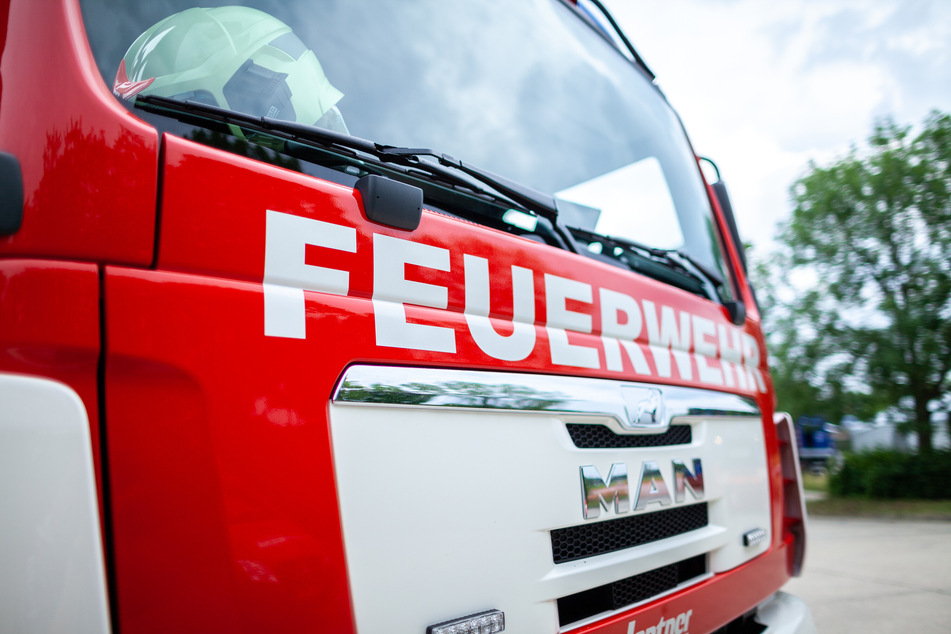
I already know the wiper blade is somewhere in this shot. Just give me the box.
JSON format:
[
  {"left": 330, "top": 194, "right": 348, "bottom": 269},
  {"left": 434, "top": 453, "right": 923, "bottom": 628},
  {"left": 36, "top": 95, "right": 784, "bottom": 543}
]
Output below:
[
  {"left": 568, "top": 226, "right": 723, "bottom": 299},
  {"left": 371, "top": 146, "right": 560, "bottom": 224},
  {"left": 134, "top": 95, "right": 560, "bottom": 224}
]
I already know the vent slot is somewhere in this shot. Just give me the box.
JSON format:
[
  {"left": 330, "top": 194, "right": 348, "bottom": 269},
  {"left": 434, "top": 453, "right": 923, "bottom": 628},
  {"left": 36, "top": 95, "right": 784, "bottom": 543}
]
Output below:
[
  {"left": 566, "top": 423, "right": 692, "bottom": 449},
  {"left": 557, "top": 554, "right": 707, "bottom": 627},
  {"left": 551, "top": 503, "right": 708, "bottom": 564}
]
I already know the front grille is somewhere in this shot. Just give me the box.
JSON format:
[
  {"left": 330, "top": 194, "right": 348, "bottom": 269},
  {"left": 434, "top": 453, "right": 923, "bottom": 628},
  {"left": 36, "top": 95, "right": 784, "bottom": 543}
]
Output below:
[
  {"left": 551, "top": 503, "right": 708, "bottom": 564},
  {"left": 557, "top": 554, "right": 706, "bottom": 627},
  {"left": 566, "top": 423, "right": 692, "bottom": 448}
]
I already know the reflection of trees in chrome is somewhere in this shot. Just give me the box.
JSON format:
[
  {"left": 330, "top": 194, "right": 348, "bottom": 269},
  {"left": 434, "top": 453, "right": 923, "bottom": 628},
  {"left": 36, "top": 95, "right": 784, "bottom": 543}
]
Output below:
[{"left": 339, "top": 380, "right": 568, "bottom": 411}]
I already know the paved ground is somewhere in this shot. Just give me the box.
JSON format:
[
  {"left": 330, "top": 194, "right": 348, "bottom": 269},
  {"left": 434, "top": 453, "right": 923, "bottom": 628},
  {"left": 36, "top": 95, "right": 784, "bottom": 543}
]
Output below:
[{"left": 783, "top": 516, "right": 951, "bottom": 633}]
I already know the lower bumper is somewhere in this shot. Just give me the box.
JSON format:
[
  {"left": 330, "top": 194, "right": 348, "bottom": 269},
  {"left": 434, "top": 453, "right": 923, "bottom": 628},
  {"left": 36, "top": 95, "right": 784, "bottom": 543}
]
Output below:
[{"left": 757, "top": 592, "right": 817, "bottom": 634}]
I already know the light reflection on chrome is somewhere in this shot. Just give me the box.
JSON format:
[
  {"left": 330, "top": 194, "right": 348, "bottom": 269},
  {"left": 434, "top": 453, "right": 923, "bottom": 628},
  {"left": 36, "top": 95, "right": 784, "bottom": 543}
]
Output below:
[
  {"left": 672, "top": 458, "right": 705, "bottom": 503},
  {"left": 333, "top": 366, "right": 759, "bottom": 433},
  {"left": 634, "top": 460, "right": 672, "bottom": 511},
  {"left": 580, "top": 463, "right": 630, "bottom": 519},
  {"left": 621, "top": 386, "right": 665, "bottom": 430}
]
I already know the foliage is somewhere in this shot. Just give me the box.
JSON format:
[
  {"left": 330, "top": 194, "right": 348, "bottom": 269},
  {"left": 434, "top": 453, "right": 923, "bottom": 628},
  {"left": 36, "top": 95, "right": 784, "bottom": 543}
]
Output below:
[
  {"left": 756, "top": 111, "right": 951, "bottom": 450},
  {"left": 800, "top": 471, "right": 828, "bottom": 493},
  {"left": 806, "top": 496, "right": 951, "bottom": 519},
  {"left": 828, "top": 449, "right": 951, "bottom": 499}
]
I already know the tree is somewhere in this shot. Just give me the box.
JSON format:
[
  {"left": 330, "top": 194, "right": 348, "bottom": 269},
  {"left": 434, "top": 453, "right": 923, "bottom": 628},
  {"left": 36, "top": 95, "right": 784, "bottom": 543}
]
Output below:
[
  {"left": 764, "top": 111, "right": 951, "bottom": 452},
  {"left": 752, "top": 257, "right": 888, "bottom": 426}
]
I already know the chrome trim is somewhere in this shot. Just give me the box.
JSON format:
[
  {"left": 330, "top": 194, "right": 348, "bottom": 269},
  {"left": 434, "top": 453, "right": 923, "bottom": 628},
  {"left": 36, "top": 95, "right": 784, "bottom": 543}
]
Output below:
[
  {"left": 333, "top": 366, "right": 760, "bottom": 433},
  {"left": 619, "top": 386, "right": 666, "bottom": 430},
  {"left": 743, "top": 528, "right": 769, "bottom": 547},
  {"left": 672, "top": 458, "right": 705, "bottom": 503},
  {"left": 427, "top": 609, "right": 504, "bottom": 634},
  {"left": 634, "top": 460, "right": 672, "bottom": 511}
]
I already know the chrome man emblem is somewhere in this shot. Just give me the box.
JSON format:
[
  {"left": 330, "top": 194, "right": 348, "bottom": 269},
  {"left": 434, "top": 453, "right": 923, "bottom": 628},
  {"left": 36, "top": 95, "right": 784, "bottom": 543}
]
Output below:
[
  {"left": 620, "top": 386, "right": 667, "bottom": 430},
  {"left": 580, "top": 459, "right": 704, "bottom": 519}
]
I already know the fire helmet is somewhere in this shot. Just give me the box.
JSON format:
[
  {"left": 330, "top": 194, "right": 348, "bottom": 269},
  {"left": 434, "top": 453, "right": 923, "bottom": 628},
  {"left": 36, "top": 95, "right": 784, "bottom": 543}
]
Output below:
[{"left": 113, "top": 6, "right": 346, "bottom": 132}]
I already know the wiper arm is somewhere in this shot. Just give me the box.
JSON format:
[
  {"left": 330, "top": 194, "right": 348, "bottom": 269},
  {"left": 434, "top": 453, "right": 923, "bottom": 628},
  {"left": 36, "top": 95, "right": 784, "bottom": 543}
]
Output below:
[
  {"left": 372, "top": 146, "right": 560, "bottom": 224},
  {"left": 572, "top": 227, "right": 746, "bottom": 322},
  {"left": 568, "top": 226, "right": 723, "bottom": 300},
  {"left": 666, "top": 249, "right": 724, "bottom": 289},
  {"left": 134, "top": 95, "right": 561, "bottom": 226}
]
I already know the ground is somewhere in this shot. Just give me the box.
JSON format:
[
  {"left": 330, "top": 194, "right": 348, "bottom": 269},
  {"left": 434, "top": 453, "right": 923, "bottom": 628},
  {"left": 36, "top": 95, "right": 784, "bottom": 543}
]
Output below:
[{"left": 783, "top": 515, "right": 951, "bottom": 633}]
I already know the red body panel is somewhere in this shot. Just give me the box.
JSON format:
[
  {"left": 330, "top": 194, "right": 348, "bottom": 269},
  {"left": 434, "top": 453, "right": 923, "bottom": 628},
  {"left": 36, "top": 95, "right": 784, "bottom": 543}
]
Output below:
[
  {"left": 0, "top": 1, "right": 795, "bottom": 632},
  {"left": 0, "top": 0, "right": 158, "bottom": 266},
  {"left": 158, "top": 135, "right": 773, "bottom": 394},
  {"left": 105, "top": 265, "right": 355, "bottom": 633}
]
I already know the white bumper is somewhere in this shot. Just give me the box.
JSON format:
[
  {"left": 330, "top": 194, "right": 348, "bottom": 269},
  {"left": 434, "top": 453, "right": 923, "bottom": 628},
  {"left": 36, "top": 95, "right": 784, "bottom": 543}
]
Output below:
[{"left": 756, "top": 592, "right": 818, "bottom": 634}]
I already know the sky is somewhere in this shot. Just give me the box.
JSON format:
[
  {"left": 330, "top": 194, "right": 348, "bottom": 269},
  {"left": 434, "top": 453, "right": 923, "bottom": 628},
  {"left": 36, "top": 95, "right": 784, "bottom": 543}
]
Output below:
[{"left": 604, "top": 0, "right": 951, "bottom": 257}]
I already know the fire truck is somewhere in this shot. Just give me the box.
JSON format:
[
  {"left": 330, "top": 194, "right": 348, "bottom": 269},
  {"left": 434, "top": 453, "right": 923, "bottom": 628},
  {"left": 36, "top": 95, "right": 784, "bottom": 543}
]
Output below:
[{"left": 0, "top": 1, "right": 814, "bottom": 632}]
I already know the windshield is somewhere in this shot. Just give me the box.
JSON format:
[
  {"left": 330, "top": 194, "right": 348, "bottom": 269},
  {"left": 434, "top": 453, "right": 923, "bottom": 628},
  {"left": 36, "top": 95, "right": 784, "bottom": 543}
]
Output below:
[{"left": 81, "top": 0, "right": 731, "bottom": 296}]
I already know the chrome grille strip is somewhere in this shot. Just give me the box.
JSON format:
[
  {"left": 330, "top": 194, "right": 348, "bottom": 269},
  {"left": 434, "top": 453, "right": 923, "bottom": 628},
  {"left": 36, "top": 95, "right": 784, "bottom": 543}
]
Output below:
[{"left": 333, "top": 366, "right": 760, "bottom": 433}]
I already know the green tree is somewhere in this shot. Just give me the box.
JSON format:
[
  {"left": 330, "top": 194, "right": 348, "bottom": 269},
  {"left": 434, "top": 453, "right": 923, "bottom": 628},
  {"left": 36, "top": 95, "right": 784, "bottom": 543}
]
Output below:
[
  {"left": 753, "top": 257, "right": 886, "bottom": 426},
  {"left": 764, "top": 111, "right": 951, "bottom": 452}
]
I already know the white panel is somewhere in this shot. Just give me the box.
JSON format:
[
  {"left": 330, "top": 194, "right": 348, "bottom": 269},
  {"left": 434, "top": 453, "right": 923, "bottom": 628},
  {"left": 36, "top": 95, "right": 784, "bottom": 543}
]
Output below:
[
  {"left": 702, "top": 416, "right": 773, "bottom": 572},
  {"left": 0, "top": 373, "right": 111, "bottom": 634},
  {"left": 329, "top": 370, "right": 771, "bottom": 634}
]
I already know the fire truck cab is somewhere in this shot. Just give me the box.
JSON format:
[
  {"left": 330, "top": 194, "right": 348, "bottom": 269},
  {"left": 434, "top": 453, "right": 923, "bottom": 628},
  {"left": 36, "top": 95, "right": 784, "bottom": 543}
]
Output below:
[{"left": 0, "top": 1, "right": 814, "bottom": 632}]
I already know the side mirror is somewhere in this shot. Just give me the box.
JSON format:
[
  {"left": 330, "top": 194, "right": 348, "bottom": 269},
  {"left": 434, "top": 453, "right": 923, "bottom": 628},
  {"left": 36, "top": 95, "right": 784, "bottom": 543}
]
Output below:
[
  {"left": 725, "top": 300, "right": 746, "bottom": 326},
  {"left": 711, "top": 179, "right": 748, "bottom": 274},
  {"left": 700, "top": 157, "right": 753, "bottom": 323},
  {"left": 700, "top": 157, "right": 747, "bottom": 274}
]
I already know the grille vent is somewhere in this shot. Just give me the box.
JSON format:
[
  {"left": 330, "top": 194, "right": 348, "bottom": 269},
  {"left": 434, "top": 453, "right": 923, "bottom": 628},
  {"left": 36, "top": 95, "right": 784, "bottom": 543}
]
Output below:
[
  {"left": 551, "top": 503, "right": 708, "bottom": 564},
  {"left": 566, "top": 423, "right": 692, "bottom": 449},
  {"left": 557, "top": 554, "right": 706, "bottom": 627}
]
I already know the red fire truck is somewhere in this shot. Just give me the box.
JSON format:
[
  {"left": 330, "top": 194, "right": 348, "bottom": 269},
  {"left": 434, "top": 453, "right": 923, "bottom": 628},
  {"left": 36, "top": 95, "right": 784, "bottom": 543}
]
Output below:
[{"left": 0, "top": 1, "right": 813, "bottom": 632}]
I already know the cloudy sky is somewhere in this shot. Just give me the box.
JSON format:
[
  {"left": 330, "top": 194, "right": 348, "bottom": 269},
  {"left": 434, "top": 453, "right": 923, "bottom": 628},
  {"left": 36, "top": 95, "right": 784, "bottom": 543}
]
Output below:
[{"left": 604, "top": 0, "right": 951, "bottom": 256}]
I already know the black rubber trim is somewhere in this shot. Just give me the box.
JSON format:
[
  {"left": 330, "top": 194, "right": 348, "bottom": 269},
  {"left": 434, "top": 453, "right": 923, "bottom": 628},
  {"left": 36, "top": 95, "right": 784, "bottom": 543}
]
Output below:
[
  {"left": 97, "top": 266, "right": 120, "bottom": 633},
  {"left": 0, "top": 151, "right": 24, "bottom": 236}
]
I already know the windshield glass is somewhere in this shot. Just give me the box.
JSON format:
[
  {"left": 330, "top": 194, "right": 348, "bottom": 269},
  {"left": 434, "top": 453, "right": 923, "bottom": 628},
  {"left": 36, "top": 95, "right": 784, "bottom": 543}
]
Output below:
[{"left": 81, "top": 0, "right": 730, "bottom": 292}]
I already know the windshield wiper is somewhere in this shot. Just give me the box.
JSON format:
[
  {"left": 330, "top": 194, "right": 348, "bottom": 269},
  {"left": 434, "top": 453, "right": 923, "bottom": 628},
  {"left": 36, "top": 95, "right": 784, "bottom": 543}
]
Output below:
[
  {"left": 135, "top": 95, "right": 565, "bottom": 230},
  {"left": 135, "top": 96, "right": 737, "bottom": 303},
  {"left": 568, "top": 226, "right": 724, "bottom": 301}
]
